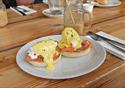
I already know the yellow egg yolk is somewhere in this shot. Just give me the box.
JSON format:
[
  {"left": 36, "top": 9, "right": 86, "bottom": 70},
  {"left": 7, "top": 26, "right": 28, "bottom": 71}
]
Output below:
[{"left": 58, "top": 27, "right": 82, "bottom": 49}]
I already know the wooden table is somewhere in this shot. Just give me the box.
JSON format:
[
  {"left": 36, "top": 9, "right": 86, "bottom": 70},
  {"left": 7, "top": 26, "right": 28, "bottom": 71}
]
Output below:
[{"left": 0, "top": 0, "right": 125, "bottom": 88}]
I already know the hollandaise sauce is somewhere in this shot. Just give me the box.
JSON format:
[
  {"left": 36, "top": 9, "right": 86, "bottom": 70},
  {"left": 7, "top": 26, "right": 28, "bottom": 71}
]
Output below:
[
  {"left": 58, "top": 27, "right": 82, "bottom": 49},
  {"left": 31, "top": 40, "right": 58, "bottom": 70}
]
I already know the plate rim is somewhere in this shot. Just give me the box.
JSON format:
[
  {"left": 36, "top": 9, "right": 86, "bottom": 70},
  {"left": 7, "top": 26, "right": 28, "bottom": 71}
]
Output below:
[
  {"left": 42, "top": 8, "right": 64, "bottom": 18},
  {"left": 94, "top": 0, "right": 121, "bottom": 7},
  {"left": 16, "top": 35, "right": 106, "bottom": 79}
]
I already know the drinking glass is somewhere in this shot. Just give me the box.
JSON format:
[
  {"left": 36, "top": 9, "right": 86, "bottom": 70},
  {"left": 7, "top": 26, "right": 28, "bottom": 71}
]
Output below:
[
  {"left": 48, "top": 0, "right": 65, "bottom": 15},
  {"left": 64, "top": 0, "right": 93, "bottom": 35},
  {"left": 83, "top": 3, "right": 94, "bottom": 29}
]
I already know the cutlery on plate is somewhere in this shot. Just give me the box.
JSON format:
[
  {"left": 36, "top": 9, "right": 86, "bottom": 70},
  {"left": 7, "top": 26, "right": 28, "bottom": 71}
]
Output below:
[{"left": 87, "top": 31, "right": 125, "bottom": 53}]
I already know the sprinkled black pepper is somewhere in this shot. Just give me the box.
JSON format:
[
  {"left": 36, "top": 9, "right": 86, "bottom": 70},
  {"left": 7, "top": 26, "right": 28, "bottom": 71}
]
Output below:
[{"left": 71, "top": 34, "right": 73, "bottom": 37}]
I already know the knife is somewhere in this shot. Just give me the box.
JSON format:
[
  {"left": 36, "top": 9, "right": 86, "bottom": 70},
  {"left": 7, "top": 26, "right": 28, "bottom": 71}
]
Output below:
[{"left": 87, "top": 31, "right": 125, "bottom": 53}]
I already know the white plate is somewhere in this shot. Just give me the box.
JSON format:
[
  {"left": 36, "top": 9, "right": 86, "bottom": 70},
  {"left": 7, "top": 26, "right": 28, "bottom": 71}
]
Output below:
[
  {"left": 16, "top": 35, "right": 106, "bottom": 79},
  {"left": 94, "top": 0, "right": 121, "bottom": 7},
  {"left": 42, "top": 9, "right": 63, "bottom": 18}
]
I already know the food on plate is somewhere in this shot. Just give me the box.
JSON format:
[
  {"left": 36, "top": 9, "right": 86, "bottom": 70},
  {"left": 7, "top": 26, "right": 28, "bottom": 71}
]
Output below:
[
  {"left": 26, "top": 40, "right": 61, "bottom": 70},
  {"left": 95, "top": 0, "right": 108, "bottom": 4},
  {"left": 58, "top": 27, "right": 92, "bottom": 57}
]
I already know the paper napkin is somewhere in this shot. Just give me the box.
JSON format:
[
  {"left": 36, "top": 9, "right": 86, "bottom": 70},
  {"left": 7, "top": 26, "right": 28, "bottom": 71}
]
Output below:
[
  {"left": 10, "top": 5, "right": 37, "bottom": 16},
  {"left": 96, "top": 31, "right": 125, "bottom": 60}
]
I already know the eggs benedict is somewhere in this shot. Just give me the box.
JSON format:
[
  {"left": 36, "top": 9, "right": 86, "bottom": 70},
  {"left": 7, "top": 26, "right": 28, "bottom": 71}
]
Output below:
[
  {"left": 58, "top": 27, "right": 92, "bottom": 57},
  {"left": 95, "top": 0, "right": 108, "bottom": 5},
  {"left": 26, "top": 40, "right": 61, "bottom": 70}
]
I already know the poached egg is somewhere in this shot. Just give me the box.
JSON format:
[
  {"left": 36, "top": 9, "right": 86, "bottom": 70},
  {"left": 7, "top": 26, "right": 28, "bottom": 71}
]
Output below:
[
  {"left": 28, "top": 40, "right": 58, "bottom": 70},
  {"left": 58, "top": 27, "right": 82, "bottom": 49}
]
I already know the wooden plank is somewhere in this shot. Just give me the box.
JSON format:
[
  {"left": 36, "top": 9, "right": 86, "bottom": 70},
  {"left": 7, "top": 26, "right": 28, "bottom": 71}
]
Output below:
[
  {"left": 0, "top": 18, "right": 64, "bottom": 52},
  {"left": 93, "top": 0, "right": 125, "bottom": 24}
]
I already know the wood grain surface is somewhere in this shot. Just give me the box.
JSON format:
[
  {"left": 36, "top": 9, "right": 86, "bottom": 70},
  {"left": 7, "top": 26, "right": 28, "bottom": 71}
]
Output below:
[{"left": 0, "top": 1, "right": 125, "bottom": 88}]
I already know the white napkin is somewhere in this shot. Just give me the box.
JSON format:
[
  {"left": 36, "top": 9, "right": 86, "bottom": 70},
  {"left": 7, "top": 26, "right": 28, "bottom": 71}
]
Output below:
[
  {"left": 10, "top": 5, "right": 37, "bottom": 16},
  {"left": 96, "top": 31, "right": 125, "bottom": 60}
]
